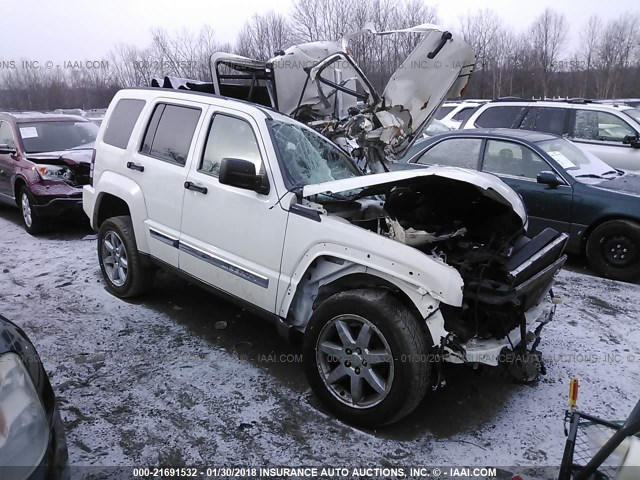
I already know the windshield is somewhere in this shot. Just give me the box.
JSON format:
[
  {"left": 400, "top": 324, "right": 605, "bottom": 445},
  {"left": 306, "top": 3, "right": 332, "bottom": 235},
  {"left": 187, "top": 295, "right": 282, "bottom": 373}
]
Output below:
[
  {"left": 536, "top": 138, "right": 619, "bottom": 182},
  {"left": 18, "top": 121, "right": 98, "bottom": 153},
  {"left": 268, "top": 120, "right": 361, "bottom": 189},
  {"left": 622, "top": 108, "right": 640, "bottom": 124}
]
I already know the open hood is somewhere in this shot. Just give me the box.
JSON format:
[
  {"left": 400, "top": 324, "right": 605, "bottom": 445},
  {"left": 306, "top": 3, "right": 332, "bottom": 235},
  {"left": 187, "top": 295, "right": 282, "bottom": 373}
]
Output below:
[
  {"left": 302, "top": 166, "right": 527, "bottom": 226},
  {"left": 377, "top": 25, "right": 475, "bottom": 147}
]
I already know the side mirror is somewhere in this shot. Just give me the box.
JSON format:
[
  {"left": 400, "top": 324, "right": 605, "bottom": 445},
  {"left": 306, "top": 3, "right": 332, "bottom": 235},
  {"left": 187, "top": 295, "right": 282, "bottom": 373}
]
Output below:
[
  {"left": 622, "top": 134, "right": 640, "bottom": 148},
  {"left": 0, "top": 144, "right": 16, "bottom": 155},
  {"left": 219, "top": 158, "right": 269, "bottom": 195},
  {"left": 537, "top": 171, "right": 563, "bottom": 189}
]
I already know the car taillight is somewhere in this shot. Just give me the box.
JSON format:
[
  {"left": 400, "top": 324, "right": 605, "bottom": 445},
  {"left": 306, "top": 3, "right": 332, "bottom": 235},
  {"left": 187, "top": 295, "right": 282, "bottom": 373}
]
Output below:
[{"left": 89, "top": 148, "right": 96, "bottom": 186}]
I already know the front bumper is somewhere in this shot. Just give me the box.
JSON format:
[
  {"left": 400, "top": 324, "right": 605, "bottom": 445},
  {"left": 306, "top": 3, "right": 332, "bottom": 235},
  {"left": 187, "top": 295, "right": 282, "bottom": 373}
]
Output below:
[
  {"left": 444, "top": 296, "right": 556, "bottom": 366},
  {"left": 28, "top": 182, "right": 86, "bottom": 219}
]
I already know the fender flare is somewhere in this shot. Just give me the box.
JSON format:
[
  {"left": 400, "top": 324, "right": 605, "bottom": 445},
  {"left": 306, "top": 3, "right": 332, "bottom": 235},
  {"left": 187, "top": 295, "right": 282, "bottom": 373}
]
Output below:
[
  {"left": 278, "top": 248, "right": 458, "bottom": 344},
  {"left": 93, "top": 172, "right": 150, "bottom": 252}
]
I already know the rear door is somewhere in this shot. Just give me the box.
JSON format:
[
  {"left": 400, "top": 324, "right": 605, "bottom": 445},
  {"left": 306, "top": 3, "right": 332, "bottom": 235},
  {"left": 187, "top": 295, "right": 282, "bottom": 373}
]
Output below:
[
  {"left": 178, "top": 106, "right": 287, "bottom": 313},
  {"left": 480, "top": 139, "right": 573, "bottom": 236},
  {"left": 129, "top": 99, "right": 208, "bottom": 267}
]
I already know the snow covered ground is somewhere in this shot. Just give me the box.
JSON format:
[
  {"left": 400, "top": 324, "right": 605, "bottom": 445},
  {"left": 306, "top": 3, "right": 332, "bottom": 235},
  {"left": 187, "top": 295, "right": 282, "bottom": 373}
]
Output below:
[{"left": 1, "top": 206, "right": 639, "bottom": 479}]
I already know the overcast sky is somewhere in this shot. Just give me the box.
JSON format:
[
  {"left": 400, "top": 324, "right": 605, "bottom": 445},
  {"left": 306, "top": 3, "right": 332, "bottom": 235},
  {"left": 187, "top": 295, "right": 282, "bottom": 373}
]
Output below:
[{"left": 1, "top": 0, "right": 637, "bottom": 62}]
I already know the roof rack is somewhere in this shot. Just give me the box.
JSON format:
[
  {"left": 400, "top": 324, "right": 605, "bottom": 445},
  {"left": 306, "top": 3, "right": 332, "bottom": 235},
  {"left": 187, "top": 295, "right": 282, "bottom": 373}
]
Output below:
[{"left": 491, "top": 96, "right": 525, "bottom": 102}]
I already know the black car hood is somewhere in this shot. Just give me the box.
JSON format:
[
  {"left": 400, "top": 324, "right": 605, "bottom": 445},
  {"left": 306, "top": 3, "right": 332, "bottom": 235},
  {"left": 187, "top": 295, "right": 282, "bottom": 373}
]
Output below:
[
  {"left": 25, "top": 149, "right": 93, "bottom": 167},
  {"left": 594, "top": 173, "right": 640, "bottom": 196}
]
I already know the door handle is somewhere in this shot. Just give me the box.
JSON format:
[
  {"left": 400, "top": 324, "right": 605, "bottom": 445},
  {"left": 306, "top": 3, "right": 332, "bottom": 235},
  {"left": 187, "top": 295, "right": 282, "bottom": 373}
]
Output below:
[
  {"left": 184, "top": 181, "right": 208, "bottom": 194},
  {"left": 126, "top": 162, "right": 144, "bottom": 172}
]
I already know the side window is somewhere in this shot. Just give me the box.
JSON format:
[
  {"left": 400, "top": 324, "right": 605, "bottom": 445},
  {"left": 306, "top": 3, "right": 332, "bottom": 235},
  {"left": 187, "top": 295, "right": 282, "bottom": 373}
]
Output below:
[
  {"left": 474, "top": 106, "right": 525, "bottom": 128},
  {"left": 199, "top": 114, "right": 262, "bottom": 177},
  {"left": 103, "top": 99, "right": 145, "bottom": 149},
  {"left": 434, "top": 106, "right": 455, "bottom": 120},
  {"left": 414, "top": 138, "right": 482, "bottom": 169},
  {"left": 519, "top": 107, "right": 566, "bottom": 135},
  {"left": 452, "top": 107, "right": 477, "bottom": 122},
  {"left": 573, "top": 110, "right": 635, "bottom": 143},
  {"left": 0, "top": 121, "right": 16, "bottom": 147},
  {"left": 482, "top": 140, "right": 547, "bottom": 179},
  {"left": 140, "top": 104, "right": 201, "bottom": 166}
]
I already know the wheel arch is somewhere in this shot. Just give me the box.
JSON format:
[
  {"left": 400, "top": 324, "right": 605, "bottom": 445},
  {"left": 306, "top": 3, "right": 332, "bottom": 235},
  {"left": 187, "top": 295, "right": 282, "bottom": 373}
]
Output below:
[
  {"left": 12, "top": 175, "right": 28, "bottom": 206},
  {"left": 280, "top": 255, "right": 444, "bottom": 344},
  {"left": 580, "top": 215, "right": 640, "bottom": 253},
  {"left": 92, "top": 172, "right": 149, "bottom": 252}
]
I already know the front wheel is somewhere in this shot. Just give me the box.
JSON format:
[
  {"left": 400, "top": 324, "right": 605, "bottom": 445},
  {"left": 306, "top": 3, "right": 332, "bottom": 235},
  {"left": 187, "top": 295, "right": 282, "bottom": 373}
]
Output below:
[
  {"left": 19, "top": 187, "right": 46, "bottom": 235},
  {"left": 98, "top": 216, "right": 155, "bottom": 298},
  {"left": 586, "top": 219, "right": 640, "bottom": 282},
  {"left": 303, "top": 289, "right": 432, "bottom": 427}
]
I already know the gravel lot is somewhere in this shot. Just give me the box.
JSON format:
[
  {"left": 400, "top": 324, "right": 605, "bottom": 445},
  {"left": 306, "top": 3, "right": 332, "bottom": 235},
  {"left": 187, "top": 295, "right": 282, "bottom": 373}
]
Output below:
[{"left": 1, "top": 205, "right": 639, "bottom": 479}]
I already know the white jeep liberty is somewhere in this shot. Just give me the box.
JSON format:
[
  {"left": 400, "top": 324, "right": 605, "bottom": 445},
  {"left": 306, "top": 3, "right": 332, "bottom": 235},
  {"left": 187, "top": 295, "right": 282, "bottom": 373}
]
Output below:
[{"left": 83, "top": 87, "right": 567, "bottom": 426}]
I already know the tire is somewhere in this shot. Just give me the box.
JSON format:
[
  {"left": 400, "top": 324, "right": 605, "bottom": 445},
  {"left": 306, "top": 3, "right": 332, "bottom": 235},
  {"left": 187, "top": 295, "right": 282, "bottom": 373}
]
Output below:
[
  {"left": 586, "top": 219, "right": 640, "bottom": 282},
  {"left": 19, "top": 186, "right": 46, "bottom": 235},
  {"left": 97, "top": 216, "right": 155, "bottom": 298},
  {"left": 303, "top": 289, "right": 432, "bottom": 427}
]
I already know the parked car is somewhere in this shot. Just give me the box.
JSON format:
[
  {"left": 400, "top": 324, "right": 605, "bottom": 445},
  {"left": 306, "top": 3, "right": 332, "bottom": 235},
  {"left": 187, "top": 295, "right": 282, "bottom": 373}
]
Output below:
[
  {"left": 0, "top": 313, "right": 68, "bottom": 479},
  {"left": 460, "top": 100, "right": 640, "bottom": 171},
  {"left": 434, "top": 100, "right": 488, "bottom": 129},
  {"left": 400, "top": 128, "right": 640, "bottom": 281},
  {"left": 84, "top": 88, "right": 567, "bottom": 426},
  {"left": 0, "top": 113, "right": 97, "bottom": 234}
]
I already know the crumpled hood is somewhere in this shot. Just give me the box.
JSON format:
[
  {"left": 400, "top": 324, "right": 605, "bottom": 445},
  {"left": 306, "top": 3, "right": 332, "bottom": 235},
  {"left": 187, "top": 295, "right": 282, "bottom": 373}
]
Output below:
[
  {"left": 302, "top": 166, "right": 527, "bottom": 226},
  {"left": 593, "top": 173, "right": 640, "bottom": 196},
  {"left": 26, "top": 148, "right": 93, "bottom": 166},
  {"left": 379, "top": 25, "right": 475, "bottom": 147},
  {"left": 269, "top": 24, "right": 475, "bottom": 151}
]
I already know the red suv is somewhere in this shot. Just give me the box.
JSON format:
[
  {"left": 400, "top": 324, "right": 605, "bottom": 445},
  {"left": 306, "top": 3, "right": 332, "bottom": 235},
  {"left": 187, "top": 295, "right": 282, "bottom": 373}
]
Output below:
[{"left": 0, "top": 112, "right": 98, "bottom": 234}]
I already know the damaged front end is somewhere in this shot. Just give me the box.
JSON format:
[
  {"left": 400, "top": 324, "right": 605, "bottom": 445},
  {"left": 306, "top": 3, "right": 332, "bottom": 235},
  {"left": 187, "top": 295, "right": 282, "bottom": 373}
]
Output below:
[{"left": 302, "top": 167, "right": 567, "bottom": 383}]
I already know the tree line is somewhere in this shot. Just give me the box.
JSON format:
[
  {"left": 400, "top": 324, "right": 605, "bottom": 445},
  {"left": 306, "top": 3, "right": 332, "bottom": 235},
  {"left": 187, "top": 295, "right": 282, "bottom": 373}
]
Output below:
[{"left": 1, "top": 0, "right": 639, "bottom": 111}]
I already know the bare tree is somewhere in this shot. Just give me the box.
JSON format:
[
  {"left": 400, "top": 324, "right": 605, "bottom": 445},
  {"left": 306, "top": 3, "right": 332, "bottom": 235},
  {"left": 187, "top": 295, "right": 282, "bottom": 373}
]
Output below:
[
  {"left": 460, "top": 9, "right": 502, "bottom": 98},
  {"left": 529, "top": 8, "right": 568, "bottom": 97},
  {"left": 236, "top": 12, "right": 293, "bottom": 60}
]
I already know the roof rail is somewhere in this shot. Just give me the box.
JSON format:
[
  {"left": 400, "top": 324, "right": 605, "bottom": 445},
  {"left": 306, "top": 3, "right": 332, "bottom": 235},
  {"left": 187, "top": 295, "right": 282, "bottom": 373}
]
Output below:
[{"left": 491, "top": 96, "right": 526, "bottom": 102}]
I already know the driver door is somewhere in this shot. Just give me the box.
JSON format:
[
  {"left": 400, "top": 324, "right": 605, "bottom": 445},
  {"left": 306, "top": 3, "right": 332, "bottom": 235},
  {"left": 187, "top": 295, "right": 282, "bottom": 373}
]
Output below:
[
  {"left": 178, "top": 106, "right": 287, "bottom": 313},
  {"left": 480, "top": 139, "right": 573, "bottom": 236}
]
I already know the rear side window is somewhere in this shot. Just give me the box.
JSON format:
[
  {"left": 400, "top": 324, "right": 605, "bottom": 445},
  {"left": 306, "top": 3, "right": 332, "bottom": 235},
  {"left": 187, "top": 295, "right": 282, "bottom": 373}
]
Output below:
[
  {"left": 414, "top": 138, "right": 483, "bottom": 170},
  {"left": 434, "top": 106, "right": 455, "bottom": 120},
  {"left": 519, "top": 107, "right": 566, "bottom": 135},
  {"left": 452, "top": 107, "right": 477, "bottom": 122},
  {"left": 103, "top": 99, "right": 145, "bottom": 149},
  {"left": 141, "top": 104, "right": 201, "bottom": 166},
  {"left": 474, "top": 106, "right": 525, "bottom": 128}
]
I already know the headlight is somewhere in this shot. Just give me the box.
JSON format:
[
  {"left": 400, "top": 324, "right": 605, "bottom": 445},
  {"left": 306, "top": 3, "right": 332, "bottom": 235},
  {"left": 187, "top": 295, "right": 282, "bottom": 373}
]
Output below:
[
  {"left": 34, "top": 164, "right": 73, "bottom": 181},
  {"left": 0, "top": 353, "right": 49, "bottom": 474}
]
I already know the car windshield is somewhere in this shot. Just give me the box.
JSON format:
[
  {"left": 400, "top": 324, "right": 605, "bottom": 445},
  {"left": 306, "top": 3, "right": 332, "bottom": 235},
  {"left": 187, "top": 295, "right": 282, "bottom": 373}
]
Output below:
[
  {"left": 18, "top": 121, "right": 98, "bottom": 153},
  {"left": 622, "top": 108, "right": 640, "bottom": 123},
  {"left": 268, "top": 119, "right": 361, "bottom": 189},
  {"left": 536, "top": 138, "right": 619, "bottom": 182}
]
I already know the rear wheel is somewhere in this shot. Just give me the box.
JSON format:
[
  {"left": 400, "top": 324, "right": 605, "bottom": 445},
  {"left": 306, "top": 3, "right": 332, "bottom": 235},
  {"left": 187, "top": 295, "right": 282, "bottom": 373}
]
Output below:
[
  {"left": 98, "top": 216, "right": 155, "bottom": 297},
  {"left": 586, "top": 219, "right": 640, "bottom": 282},
  {"left": 303, "top": 289, "right": 432, "bottom": 427},
  {"left": 19, "top": 187, "right": 46, "bottom": 235}
]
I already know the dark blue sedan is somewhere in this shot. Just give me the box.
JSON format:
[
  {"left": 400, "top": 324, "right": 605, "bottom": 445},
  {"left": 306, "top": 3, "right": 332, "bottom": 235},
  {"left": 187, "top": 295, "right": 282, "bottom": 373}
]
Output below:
[{"left": 398, "top": 128, "right": 640, "bottom": 282}]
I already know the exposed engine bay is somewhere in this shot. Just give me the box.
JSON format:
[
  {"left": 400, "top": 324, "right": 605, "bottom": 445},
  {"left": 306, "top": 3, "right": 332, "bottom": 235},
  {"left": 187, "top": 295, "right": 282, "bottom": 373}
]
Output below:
[{"left": 308, "top": 174, "right": 568, "bottom": 346}]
